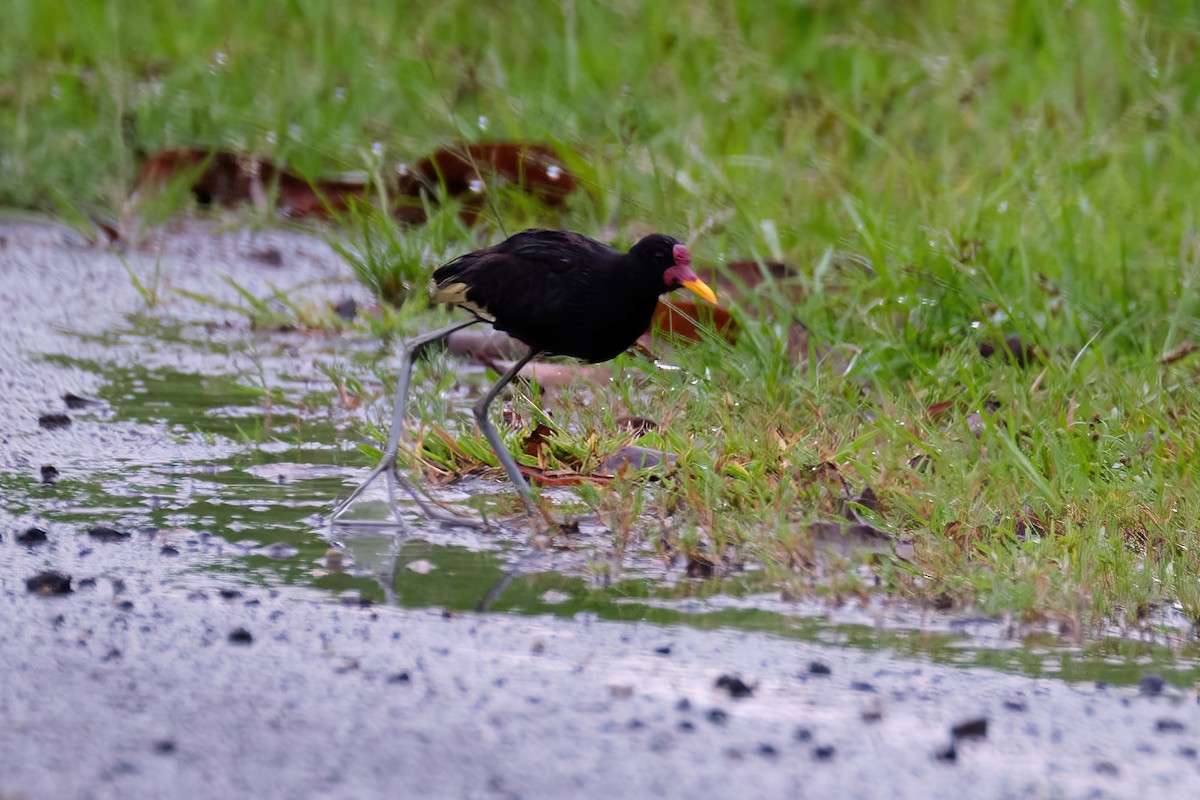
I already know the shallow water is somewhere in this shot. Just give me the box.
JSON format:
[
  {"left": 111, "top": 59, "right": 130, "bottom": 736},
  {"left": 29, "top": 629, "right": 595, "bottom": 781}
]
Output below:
[{"left": 3, "top": 216, "right": 1198, "bottom": 692}]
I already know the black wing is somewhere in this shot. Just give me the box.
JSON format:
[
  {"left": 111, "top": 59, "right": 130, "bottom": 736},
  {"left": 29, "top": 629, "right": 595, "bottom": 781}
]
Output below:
[{"left": 431, "top": 230, "right": 620, "bottom": 334}]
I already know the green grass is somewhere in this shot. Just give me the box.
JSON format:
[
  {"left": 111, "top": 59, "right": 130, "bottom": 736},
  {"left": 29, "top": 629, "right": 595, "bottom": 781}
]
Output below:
[{"left": 6, "top": 0, "right": 1200, "bottom": 628}]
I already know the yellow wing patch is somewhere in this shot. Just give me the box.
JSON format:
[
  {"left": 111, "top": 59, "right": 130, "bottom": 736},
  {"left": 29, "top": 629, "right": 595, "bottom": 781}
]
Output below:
[
  {"left": 430, "top": 280, "right": 495, "bottom": 321},
  {"left": 430, "top": 280, "right": 469, "bottom": 304}
]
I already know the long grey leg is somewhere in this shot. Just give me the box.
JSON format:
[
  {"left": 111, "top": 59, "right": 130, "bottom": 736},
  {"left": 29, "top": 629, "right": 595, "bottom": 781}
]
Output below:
[
  {"left": 330, "top": 319, "right": 478, "bottom": 525},
  {"left": 473, "top": 349, "right": 542, "bottom": 515}
]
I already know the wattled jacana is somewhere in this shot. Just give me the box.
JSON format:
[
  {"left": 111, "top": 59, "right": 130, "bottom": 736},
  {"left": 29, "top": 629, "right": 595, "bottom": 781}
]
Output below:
[{"left": 330, "top": 228, "right": 717, "bottom": 527}]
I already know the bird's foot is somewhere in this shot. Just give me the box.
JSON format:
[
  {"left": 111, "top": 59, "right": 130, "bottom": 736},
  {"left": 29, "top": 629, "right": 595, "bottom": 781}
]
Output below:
[{"left": 389, "top": 469, "right": 494, "bottom": 531}]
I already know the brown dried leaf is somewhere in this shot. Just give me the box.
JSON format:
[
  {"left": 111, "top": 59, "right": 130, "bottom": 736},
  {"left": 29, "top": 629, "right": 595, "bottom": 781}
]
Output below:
[
  {"left": 397, "top": 142, "right": 575, "bottom": 212},
  {"left": 276, "top": 173, "right": 363, "bottom": 217},
  {"left": 523, "top": 423, "right": 555, "bottom": 457},
  {"left": 650, "top": 300, "right": 738, "bottom": 343},
  {"left": 136, "top": 148, "right": 367, "bottom": 217},
  {"left": 1159, "top": 342, "right": 1200, "bottom": 365},
  {"left": 1012, "top": 506, "right": 1047, "bottom": 541},
  {"left": 707, "top": 260, "right": 799, "bottom": 296},
  {"left": 516, "top": 465, "right": 610, "bottom": 488},
  {"left": 927, "top": 400, "right": 955, "bottom": 417},
  {"left": 787, "top": 321, "right": 814, "bottom": 365}
]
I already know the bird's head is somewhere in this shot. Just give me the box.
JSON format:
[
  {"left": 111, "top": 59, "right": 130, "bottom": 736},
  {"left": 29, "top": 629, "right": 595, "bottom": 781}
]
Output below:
[{"left": 632, "top": 234, "right": 717, "bottom": 304}]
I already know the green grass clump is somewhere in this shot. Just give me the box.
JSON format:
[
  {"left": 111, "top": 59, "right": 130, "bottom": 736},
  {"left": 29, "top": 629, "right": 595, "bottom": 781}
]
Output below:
[{"left": 6, "top": 0, "right": 1200, "bottom": 628}]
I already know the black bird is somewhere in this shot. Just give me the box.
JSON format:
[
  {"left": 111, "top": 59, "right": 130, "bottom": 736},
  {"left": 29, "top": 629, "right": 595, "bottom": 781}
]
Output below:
[{"left": 331, "top": 228, "right": 717, "bottom": 527}]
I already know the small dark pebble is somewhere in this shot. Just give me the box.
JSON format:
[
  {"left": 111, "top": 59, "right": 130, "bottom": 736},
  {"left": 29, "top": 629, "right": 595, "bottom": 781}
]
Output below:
[
  {"left": 1002, "top": 696, "right": 1028, "bottom": 712},
  {"left": 333, "top": 298, "right": 358, "bottom": 321},
  {"left": 1094, "top": 761, "right": 1120, "bottom": 777},
  {"left": 808, "top": 661, "right": 832, "bottom": 676},
  {"left": 934, "top": 742, "right": 957, "bottom": 762},
  {"left": 678, "top": 720, "right": 695, "bottom": 732},
  {"left": 626, "top": 719, "right": 645, "bottom": 730},
  {"left": 111, "top": 578, "right": 126, "bottom": 594},
  {"left": 38, "top": 412, "right": 71, "bottom": 429},
  {"left": 78, "top": 578, "right": 97, "bottom": 590},
  {"left": 102, "top": 647, "right": 122, "bottom": 661},
  {"left": 860, "top": 705, "right": 883, "bottom": 723},
  {"left": 218, "top": 589, "right": 243, "bottom": 600},
  {"left": 17, "top": 527, "right": 48, "bottom": 545},
  {"left": 1139, "top": 674, "right": 1168, "bottom": 696},
  {"left": 951, "top": 717, "right": 988, "bottom": 740},
  {"left": 153, "top": 740, "right": 176, "bottom": 755},
  {"left": 63, "top": 393, "right": 97, "bottom": 409},
  {"left": 388, "top": 672, "right": 412, "bottom": 684},
  {"left": 247, "top": 247, "right": 284, "bottom": 267},
  {"left": 850, "top": 681, "right": 875, "bottom": 692},
  {"left": 812, "top": 745, "right": 836, "bottom": 761},
  {"left": 654, "top": 645, "right": 672, "bottom": 656},
  {"left": 756, "top": 743, "right": 778, "bottom": 758},
  {"left": 40, "top": 465, "right": 59, "bottom": 485},
  {"left": 228, "top": 628, "right": 253, "bottom": 645},
  {"left": 715, "top": 674, "right": 754, "bottom": 698},
  {"left": 26, "top": 571, "right": 72, "bottom": 596},
  {"left": 116, "top": 600, "right": 134, "bottom": 612},
  {"left": 794, "top": 726, "right": 813, "bottom": 742},
  {"left": 685, "top": 556, "right": 715, "bottom": 579},
  {"left": 1156, "top": 719, "right": 1185, "bottom": 733},
  {"left": 160, "top": 545, "right": 179, "bottom": 556},
  {"left": 706, "top": 709, "right": 729, "bottom": 725},
  {"left": 931, "top": 592, "right": 954, "bottom": 610},
  {"left": 676, "top": 698, "right": 691, "bottom": 712},
  {"left": 87, "top": 525, "right": 130, "bottom": 542},
  {"left": 1178, "top": 746, "right": 1197, "bottom": 759}
]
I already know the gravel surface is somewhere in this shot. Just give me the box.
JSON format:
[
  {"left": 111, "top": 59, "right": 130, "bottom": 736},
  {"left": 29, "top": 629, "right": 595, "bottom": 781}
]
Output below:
[{"left": 5, "top": 529, "right": 1200, "bottom": 800}]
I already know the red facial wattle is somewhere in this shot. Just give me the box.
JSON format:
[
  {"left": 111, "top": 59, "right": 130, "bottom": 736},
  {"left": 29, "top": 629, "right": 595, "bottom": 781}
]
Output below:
[{"left": 663, "top": 244, "right": 717, "bottom": 304}]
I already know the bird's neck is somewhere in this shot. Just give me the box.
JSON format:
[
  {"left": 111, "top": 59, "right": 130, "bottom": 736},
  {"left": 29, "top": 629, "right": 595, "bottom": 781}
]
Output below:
[{"left": 618, "top": 254, "right": 668, "bottom": 296}]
